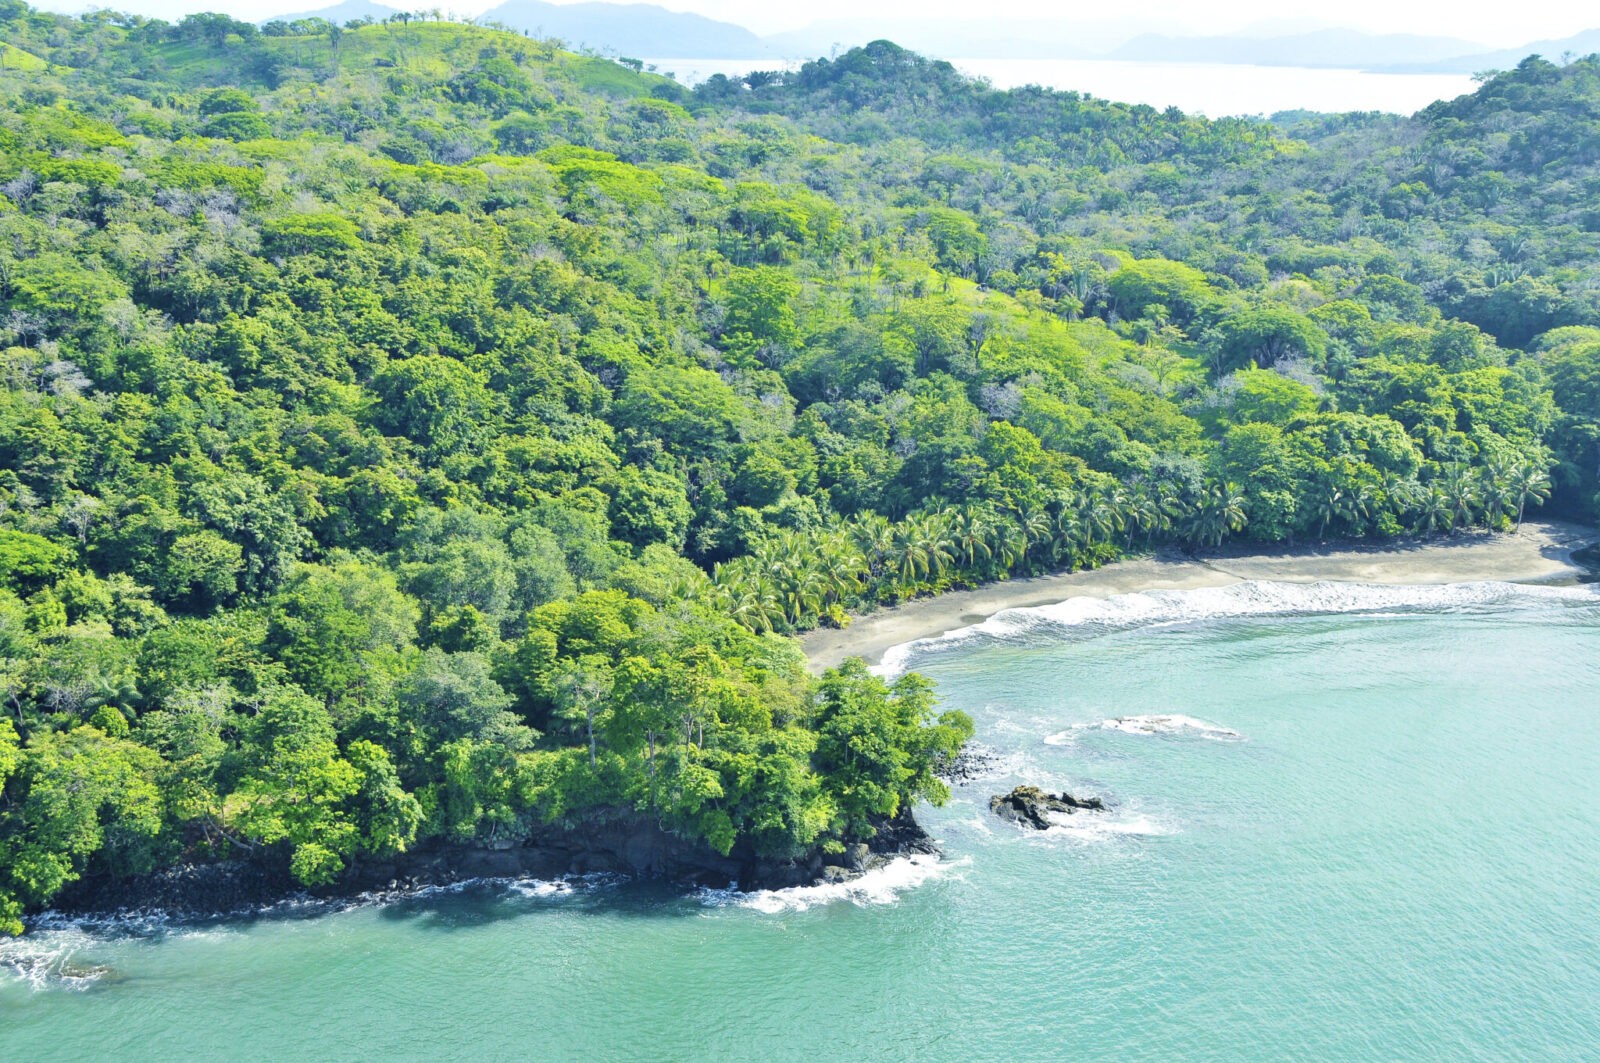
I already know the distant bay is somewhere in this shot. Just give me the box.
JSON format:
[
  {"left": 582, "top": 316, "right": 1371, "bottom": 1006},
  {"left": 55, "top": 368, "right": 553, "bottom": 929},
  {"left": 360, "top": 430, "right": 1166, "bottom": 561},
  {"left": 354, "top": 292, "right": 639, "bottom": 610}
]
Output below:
[{"left": 645, "top": 57, "right": 1479, "bottom": 117}]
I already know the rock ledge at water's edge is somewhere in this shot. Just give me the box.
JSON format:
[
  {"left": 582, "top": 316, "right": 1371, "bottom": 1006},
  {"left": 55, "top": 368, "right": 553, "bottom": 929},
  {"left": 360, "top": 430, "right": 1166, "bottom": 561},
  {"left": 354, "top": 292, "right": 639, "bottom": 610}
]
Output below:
[{"left": 45, "top": 808, "right": 940, "bottom": 923}]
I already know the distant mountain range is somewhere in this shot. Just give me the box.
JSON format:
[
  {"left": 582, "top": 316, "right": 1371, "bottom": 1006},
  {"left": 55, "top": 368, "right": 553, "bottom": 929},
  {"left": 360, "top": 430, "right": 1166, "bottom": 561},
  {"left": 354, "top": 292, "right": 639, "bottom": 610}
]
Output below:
[
  {"left": 474, "top": 1, "right": 768, "bottom": 58},
  {"left": 261, "top": 2, "right": 1600, "bottom": 72},
  {"left": 1374, "top": 28, "right": 1600, "bottom": 73},
  {"left": 267, "top": 0, "right": 771, "bottom": 58},
  {"left": 267, "top": 0, "right": 401, "bottom": 26}
]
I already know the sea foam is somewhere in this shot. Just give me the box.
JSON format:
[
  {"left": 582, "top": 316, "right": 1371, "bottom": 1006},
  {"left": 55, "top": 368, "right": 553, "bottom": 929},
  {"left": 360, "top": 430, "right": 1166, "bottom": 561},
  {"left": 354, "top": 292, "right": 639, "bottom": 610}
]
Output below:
[
  {"left": 1046, "top": 714, "right": 1244, "bottom": 743},
  {"left": 875, "top": 579, "right": 1599, "bottom": 677},
  {"left": 1040, "top": 811, "right": 1172, "bottom": 842},
  {"left": 695, "top": 854, "right": 965, "bottom": 914},
  {"left": 0, "top": 928, "right": 120, "bottom": 992}
]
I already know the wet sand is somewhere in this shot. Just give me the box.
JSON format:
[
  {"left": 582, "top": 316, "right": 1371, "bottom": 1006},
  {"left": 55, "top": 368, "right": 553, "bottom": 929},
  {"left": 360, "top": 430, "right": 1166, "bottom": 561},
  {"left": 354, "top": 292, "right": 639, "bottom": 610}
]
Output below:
[{"left": 800, "top": 521, "right": 1599, "bottom": 672}]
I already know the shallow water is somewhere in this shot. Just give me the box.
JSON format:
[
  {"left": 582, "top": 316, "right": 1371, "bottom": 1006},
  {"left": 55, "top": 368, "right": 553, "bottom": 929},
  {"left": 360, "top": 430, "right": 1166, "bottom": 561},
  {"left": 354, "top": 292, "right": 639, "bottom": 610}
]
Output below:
[{"left": 5, "top": 581, "right": 1599, "bottom": 1061}]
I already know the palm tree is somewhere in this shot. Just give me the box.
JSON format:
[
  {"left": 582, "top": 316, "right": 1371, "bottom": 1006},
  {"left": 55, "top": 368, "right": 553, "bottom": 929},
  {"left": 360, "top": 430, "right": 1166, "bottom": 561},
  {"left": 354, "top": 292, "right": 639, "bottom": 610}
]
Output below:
[
  {"left": 891, "top": 525, "right": 930, "bottom": 591},
  {"left": 1441, "top": 464, "right": 1480, "bottom": 532},
  {"left": 1155, "top": 481, "right": 1190, "bottom": 537},
  {"left": 784, "top": 564, "right": 829, "bottom": 625},
  {"left": 1382, "top": 475, "right": 1421, "bottom": 529},
  {"left": 1507, "top": 458, "right": 1552, "bottom": 532},
  {"left": 1184, "top": 482, "right": 1247, "bottom": 547},
  {"left": 1049, "top": 503, "right": 1083, "bottom": 564},
  {"left": 1342, "top": 482, "right": 1376, "bottom": 538},
  {"left": 849, "top": 514, "right": 896, "bottom": 581},
  {"left": 817, "top": 535, "right": 867, "bottom": 603},
  {"left": 951, "top": 506, "right": 995, "bottom": 573},
  {"left": 1122, "top": 488, "right": 1164, "bottom": 549},
  {"left": 1011, "top": 503, "right": 1052, "bottom": 568},
  {"left": 715, "top": 569, "right": 783, "bottom": 633},
  {"left": 993, "top": 513, "right": 1027, "bottom": 572},
  {"left": 1410, "top": 485, "right": 1452, "bottom": 536},
  {"left": 1479, "top": 457, "right": 1515, "bottom": 529},
  {"left": 912, "top": 512, "right": 956, "bottom": 581},
  {"left": 1076, "top": 490, "right": 1121, "bottom": 546},
  {"left": 1313, "top": 482, "right": 1351, "bottom": 540}
]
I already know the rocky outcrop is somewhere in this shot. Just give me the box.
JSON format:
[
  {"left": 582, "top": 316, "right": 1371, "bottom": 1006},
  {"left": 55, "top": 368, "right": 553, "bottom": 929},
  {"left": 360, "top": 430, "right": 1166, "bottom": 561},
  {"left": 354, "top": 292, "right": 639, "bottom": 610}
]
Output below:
[
  {"left": 936, "top": 742, "right": 1005, "bottom": 785},
  {"left": 48, "top": 806, "right": 940, "bottom": 921},
  {"left": 990, "top": 785, "right": 1106, "bottom": 830}
]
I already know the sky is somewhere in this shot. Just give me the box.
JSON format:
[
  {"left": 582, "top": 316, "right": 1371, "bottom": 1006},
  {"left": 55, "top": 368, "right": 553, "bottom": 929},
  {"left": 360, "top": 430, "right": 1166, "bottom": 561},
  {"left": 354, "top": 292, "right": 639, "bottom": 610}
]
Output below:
[{"left": 28, "top": 0, "right": 1600, "bottom": 47}]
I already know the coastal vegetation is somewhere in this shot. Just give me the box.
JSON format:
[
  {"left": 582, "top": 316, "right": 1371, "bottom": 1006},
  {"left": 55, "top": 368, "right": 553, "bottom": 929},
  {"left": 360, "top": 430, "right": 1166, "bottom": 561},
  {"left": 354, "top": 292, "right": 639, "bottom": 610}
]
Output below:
[{"left": 0, "top": 4, "right": 1596, "bottom": 930}]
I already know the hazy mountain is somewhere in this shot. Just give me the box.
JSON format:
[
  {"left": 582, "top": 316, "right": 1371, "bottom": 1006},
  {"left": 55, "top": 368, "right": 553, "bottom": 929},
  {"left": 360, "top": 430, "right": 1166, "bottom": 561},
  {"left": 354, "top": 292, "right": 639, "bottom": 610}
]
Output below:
[
  {"left": 261, "top": 0, "right": 769, "bottom": 57},
  {"left": 1109, "top": 29, "right": 1487, "bottom": 69},
  {"left": 254, "top": 3, "right": 1599, "bottom": 74},
  {"left": 1376, "top": 28, "right": 1600, "bottom": 73},
  {"left": 475, "top": 0, "right": 770, "bottom": 58},
  {"left": 263, "top": 0, "right": 399, "bottom": 26}
]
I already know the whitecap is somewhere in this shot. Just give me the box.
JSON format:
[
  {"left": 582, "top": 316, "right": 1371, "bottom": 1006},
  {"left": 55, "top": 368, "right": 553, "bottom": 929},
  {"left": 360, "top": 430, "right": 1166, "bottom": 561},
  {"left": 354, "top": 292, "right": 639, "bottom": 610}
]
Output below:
[
  {"left": 1041, "top": 812, "right": 1172, "bottom": 842},
  {"left": 1095, "top": 714, "right": 1242, "bottom": 740},
  {"left": 696, "top": 854, "right": 965, "bottom": 914},
  {"left": 876, "top": 580, "right": 1600, "bottom": 677},
  {"left": 502, "top": 874, "right": 616, "bottom": 900},
  {"left": 0, "top": 927, "right": 123, "bottom": 992}
]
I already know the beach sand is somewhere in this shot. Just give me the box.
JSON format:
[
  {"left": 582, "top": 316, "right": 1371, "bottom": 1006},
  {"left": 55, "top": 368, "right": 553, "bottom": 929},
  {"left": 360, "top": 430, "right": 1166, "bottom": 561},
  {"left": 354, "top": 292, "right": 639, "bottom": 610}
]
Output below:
[{"left": 800, "top": 520, "right": 1599, "bottom": 672}]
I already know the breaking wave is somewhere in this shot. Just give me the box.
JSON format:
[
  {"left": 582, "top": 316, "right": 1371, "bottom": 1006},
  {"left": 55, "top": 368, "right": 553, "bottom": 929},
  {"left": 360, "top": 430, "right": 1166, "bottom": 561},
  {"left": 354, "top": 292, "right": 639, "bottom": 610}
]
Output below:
[
  {"left": 2, "top": 874, "right": 613, "bottom": 990},
  {"left": 0, "top": 927, "right": 131, "bottom": 992},
  {"left": 1041, "top": 811, "right": 1173, "bottom": 842},
  {"left": 1046, "top": 714, "right": 1243, "bottom": 743},
  {"left": 876, "top": 579, "right": 1599, "bottom": 676},
  {"left": 696, "top": 854, "right": 965, "bottom": 914}
]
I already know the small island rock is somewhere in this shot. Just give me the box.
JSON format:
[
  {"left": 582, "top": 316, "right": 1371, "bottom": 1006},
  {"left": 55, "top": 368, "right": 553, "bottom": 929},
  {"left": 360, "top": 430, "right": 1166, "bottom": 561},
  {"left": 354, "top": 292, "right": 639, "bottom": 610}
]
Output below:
[{"left": 990, "top": 785, "right": 1106, "bottom": 830}]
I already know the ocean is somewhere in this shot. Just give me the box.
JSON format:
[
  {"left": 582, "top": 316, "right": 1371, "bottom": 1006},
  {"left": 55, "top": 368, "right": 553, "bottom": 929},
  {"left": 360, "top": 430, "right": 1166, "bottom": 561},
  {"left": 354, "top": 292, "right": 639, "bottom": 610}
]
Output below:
[{"left": 5, "top": 580, "right": 1598, "bottom": 1060}]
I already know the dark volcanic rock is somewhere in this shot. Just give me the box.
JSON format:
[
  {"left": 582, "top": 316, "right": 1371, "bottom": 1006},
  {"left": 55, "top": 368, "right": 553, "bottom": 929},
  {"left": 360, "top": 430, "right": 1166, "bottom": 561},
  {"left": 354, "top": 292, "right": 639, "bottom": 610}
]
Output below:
[
  {"left": 47, "top": 806, "right": 942, "bottom": 923},
  {"left": 990, "top": 785, "right": 1106, "bottom": 830},
  {"left": 936, "top": 743, "right": 1005, "bottom": 785}
]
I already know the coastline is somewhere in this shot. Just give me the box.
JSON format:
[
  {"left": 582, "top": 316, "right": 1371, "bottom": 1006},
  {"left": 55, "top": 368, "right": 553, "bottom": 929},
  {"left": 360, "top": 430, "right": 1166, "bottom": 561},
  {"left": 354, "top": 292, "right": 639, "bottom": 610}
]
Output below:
[
  {"left": 800, "top": 520, "right": 1600, "bottom": 672},
  {"left": 41, "top": 807, "right": 936, "bottom": 926},
  {"left": 30, "top": 521, "right": 1596, "bottom": 930}
]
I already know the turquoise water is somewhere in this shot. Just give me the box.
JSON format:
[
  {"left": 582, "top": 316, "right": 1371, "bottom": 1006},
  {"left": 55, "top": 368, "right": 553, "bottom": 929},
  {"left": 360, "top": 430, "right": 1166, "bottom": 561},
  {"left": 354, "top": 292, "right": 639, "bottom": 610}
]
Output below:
[{"left": 5, "top": 580, "right": 1599, "bottom": 1061}]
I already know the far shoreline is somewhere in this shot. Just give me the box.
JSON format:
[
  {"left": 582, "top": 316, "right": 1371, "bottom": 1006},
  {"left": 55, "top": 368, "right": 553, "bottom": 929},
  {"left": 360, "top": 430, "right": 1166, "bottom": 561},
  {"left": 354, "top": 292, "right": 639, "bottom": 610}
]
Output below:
[{"left": 800, "top": 520, "right": 1600, "bottom": 672}]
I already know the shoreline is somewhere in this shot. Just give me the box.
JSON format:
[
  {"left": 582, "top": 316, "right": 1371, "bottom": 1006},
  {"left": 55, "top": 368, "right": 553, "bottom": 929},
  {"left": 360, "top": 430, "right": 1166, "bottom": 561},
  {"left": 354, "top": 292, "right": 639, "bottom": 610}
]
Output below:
[
  {"left": 801, "top": 520, "right": 1600, "bottom": 672},
  {"left": 38, "top": 808, "right": 937, "bottom": 929}
]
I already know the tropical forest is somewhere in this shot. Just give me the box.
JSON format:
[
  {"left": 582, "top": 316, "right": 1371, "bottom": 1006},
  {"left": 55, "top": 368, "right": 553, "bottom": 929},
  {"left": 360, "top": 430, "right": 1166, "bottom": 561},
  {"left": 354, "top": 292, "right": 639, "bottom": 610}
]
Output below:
[{"left": 1, "top": 3, "right": 1599, "bottom": 935}]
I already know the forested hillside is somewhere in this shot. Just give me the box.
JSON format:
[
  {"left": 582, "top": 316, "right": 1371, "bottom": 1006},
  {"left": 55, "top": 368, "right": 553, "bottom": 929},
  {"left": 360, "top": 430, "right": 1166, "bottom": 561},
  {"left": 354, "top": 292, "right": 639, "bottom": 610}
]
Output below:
[{"left": 0, "top": 5, "right": 1597, "bottom": 930}]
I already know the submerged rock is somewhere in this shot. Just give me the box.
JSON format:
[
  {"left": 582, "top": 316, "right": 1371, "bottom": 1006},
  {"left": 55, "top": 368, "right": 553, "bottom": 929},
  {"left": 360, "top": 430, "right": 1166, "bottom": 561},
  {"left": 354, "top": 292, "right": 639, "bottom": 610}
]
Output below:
[
  {"left": 990, "top": 785, "right": 1106, "bottom": 830},
  {"left": 936, "top": 743, "right": 1005, "bottom": 785}
]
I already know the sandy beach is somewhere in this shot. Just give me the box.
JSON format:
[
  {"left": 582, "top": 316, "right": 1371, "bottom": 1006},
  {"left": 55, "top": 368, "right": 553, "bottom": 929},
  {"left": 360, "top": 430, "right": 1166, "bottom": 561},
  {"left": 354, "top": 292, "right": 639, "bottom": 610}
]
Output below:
[{"left": 800, "top": 520, "right": 1599, "bottom": 671}]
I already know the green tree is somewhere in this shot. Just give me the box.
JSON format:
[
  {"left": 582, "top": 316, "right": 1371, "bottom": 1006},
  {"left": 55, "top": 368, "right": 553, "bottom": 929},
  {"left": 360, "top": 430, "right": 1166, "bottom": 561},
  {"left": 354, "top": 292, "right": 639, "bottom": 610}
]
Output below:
[
  {"left": 1213, "top": 307, "right": 1327, "bottom": 373},
  {"left": 720, "top": 266, "right": 801, "bottom": 368},
  {"left": 229, "top": 686, "right": 364, "bottom": 886},
  {"left": 811, "top": 660, "right": 971, "bottom": 836}
]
